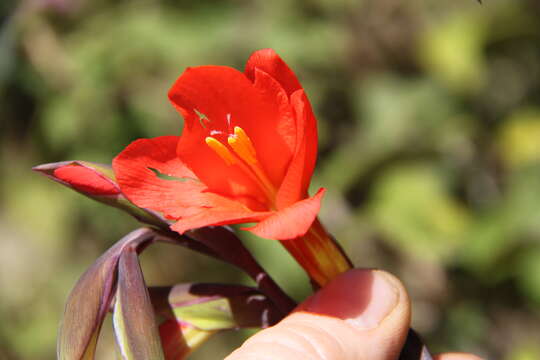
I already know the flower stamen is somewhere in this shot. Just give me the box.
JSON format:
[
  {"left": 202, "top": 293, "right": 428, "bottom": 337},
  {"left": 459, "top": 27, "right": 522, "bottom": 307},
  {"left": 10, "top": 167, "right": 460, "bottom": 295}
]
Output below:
[
  {"left": 228, "top": 126, "right": 277, "bottom": 204},
  {"left": 206, "top": 124, "right": 277, "bottom": 207},
  {"left": 205, "top": 137, "right": 237, "bottom": 166},
  {"left": 228, "top": 127, "right": 257, "bottom": 165}
]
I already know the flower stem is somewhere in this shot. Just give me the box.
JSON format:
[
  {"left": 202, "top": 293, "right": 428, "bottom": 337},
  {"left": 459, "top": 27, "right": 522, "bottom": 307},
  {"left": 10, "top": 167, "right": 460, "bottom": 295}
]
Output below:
[
  {"left": 154, "top": 227, "right": 296, "bottom": 317},
  {"left": 280, "top": 218, "right": 353, "bottom": 288}
]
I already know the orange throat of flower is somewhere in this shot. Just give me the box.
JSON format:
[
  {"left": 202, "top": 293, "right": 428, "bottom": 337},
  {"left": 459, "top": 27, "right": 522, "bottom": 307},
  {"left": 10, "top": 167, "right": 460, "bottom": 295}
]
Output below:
[{"left": 205, "top": 125, "right": 277, "bottom": 208}]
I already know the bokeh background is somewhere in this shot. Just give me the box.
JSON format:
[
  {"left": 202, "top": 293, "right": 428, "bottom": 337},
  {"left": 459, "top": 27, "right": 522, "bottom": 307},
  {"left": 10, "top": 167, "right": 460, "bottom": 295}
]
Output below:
[{"left": 2, "top": 0, "right": 540, "bottom": 358}]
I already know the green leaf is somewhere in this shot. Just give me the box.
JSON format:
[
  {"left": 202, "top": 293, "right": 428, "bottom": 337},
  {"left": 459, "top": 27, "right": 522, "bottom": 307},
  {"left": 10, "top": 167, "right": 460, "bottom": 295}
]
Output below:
[
  {"left": 370, "top": 164, "right": 470, "bottom": 261},
  {"left": 497, "top": 108, "right": 540, "bottom": 169}
]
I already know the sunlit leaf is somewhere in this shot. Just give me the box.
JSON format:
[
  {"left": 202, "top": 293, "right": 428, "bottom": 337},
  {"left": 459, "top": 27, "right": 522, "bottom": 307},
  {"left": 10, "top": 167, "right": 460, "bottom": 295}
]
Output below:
[
  {"left": 370, "top": 164, "right": 470, "bottom": 261},
  {"left": 418, "top": 12, "right": 487, "bottom": 93},
  {"left": 497, "top": 108, "right": 540, "bottom": 169}
]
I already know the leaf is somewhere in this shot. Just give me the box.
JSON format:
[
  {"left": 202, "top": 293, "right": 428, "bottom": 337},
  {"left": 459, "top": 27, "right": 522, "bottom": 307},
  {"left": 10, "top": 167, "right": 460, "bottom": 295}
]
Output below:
[
  {"left": 150, "top": 283, "right": 281, "bottom": 331},
  {"left": 183, "top": 227, "right": 296, "bottom": 314},
  {"left": 113, "top": 248, "right": 165, "bottom": 360},
  {"left": 370, "top": 164, "right": 469, "bottom": 261},
  {"left": 149, "top": 283, "right": 282, "bottom": 360},
  {"left": 57, "top": 228, "right": 155, "bottom": 360},
  {"left": 158, "top": 320, "right": 213, "bottom": 360}
]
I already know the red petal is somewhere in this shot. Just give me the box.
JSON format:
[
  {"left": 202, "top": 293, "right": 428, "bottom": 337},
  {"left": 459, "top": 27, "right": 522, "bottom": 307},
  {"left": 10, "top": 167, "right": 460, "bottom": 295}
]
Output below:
[
  {"left": 275, "top": 90, "right": 318, "bottom": 209},
  {"left": 244, "top": 188, "right": 326, "bottom": 240},
  {"left": 245, "top": 49, "right": 303, "bottom": 97},
  {"left": 169, "top": 66, "right": 294, "bottom": 204},
  {"left": 252, "top": 68, "right": 296, "bottom": 176},
  {"left": 112, "top": 136, "right": 206, "bottom": 219},
  {"left": 170, "top": 208, "right": 272, "bottom": 235},
  {"left": 54, "top": 164, "right": 120, "bottom": 195}
]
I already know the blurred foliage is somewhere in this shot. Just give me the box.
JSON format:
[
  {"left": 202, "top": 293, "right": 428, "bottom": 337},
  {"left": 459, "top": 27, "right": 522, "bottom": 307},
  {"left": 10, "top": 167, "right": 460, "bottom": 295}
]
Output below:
[{"left": 1, "top": 0, "right": 540, "bottom": 358}]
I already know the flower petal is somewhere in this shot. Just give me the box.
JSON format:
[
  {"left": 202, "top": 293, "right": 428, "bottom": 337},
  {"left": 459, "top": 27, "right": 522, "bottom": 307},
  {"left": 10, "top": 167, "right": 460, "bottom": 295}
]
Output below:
[
  {"left": 113, "top": 136, "right": 206, "bottom": 219},
  {"left": 245, "top": 48, "right": 303, "bottom": 97},
  {"left": 275, "top": 90, "right": 318, "bottom": 209},
  {"left": 53, "top": 164, "right": 120, "bottom": 195},
  {"left": 168, "top": 66, "right": 294, "bottom": 201},
  {"left": 244, "top": 188, "right": 326, "bottom": 240},
  {"left": 170, "top": 208, "right": 272, "bottom": 235},
  {"left": 252, "top": 68, "right": 296, "bottom": 157}
]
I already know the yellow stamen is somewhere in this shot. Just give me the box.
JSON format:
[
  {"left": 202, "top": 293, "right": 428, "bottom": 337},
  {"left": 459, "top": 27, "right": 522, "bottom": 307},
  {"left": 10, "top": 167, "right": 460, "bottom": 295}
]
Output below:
[
  {"left": 205, "top": 137, "right": 237, "bottom": 166},
  {"left": 228, "top": 126, "right": 257, "bottom": 165}
]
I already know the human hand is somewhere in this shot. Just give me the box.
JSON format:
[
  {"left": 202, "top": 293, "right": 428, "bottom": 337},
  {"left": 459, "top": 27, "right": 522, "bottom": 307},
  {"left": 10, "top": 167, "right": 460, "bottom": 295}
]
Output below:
[{"left": 226, "top": 269, "right": 482, "bottom": 360}]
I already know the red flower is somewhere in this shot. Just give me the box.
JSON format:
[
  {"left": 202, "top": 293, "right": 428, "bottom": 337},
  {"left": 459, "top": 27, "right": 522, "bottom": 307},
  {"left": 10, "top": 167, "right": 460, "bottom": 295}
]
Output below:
[{"left": 113, "top": 49, "right": 323, "bottom": 241}]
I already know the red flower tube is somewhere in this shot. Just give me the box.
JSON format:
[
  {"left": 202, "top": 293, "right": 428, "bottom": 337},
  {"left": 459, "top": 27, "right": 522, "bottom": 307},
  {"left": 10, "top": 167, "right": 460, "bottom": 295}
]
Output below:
[{"left": 113, "top": 49, "right": 352, "bottom": 286}]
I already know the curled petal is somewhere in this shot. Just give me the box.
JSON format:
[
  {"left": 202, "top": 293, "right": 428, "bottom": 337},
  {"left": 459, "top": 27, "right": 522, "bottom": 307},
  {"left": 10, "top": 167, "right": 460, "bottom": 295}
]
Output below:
[
  {"left": 276, "top": 89, "right": 318, "bottom": 209},
  {"left": 252, "top": 68, "right": 296, "bottom": 163},
  {"left": 245, "top": 48, "right": 303, "bottom": 97},
  {"left": 245, "top": 188, "right": 326, "bottom": 240}
]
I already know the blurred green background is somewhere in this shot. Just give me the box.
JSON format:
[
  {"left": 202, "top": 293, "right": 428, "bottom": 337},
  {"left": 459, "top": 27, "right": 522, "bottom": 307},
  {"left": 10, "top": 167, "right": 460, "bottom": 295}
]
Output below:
[{"left": 2, "top": 0, "right": 540, "bottom": 358}]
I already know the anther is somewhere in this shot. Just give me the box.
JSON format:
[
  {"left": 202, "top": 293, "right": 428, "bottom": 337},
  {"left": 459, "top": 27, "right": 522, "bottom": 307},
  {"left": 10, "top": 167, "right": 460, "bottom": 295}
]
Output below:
[
  {"left": 228, "top": 126, "right": 257, "bottom": 165},
  {"left": 205, "top": 137, "right": 237, "bottom": 166}
]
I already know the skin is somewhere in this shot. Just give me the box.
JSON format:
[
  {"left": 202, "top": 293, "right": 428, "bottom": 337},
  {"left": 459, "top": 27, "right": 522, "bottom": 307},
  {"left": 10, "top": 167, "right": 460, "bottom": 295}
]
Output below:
[{"left": 226, "top": 269, "right": 484, "bottom": 360}]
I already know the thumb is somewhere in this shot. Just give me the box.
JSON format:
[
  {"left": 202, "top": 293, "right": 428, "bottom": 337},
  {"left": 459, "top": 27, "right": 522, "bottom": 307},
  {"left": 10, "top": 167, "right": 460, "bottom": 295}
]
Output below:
[{"left": 226, "top": 269, "right": 411, "bottom": 360}]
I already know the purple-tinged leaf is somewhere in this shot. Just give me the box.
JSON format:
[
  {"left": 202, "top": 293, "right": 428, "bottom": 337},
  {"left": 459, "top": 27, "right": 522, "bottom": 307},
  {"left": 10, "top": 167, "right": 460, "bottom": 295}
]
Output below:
[
  {"left": 150, "top": 283, "right": 281, "bottom": 331},
  {"left": 113, "top": 248, "right": 164, "bottom": 360},
  {"left": 158, "top": 320, "right": 213, "bottom": 360},
  {"left": 33, "top": 161, "right": 168, "bottom": 229},
  {"left": 150, "top": 284, "right": 282, "bottom": 360},
  {"left": 57, "top": 228, "right": 155, "bottom": 360},
  {"left": 183, "top": 227, "right": 297, "bottom": 315}
]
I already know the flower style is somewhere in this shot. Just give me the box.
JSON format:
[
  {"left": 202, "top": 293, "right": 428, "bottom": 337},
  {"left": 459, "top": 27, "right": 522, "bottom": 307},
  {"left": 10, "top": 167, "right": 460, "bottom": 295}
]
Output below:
[{"left": 113, "top": 49, "right": 351, "bottom": 286}]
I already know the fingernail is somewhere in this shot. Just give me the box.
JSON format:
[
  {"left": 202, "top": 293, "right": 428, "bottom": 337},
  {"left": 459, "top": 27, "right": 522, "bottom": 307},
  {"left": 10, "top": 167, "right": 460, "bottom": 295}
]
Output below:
[{"left": 299, "top": 269, "right": 399, "bottom": 330}]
